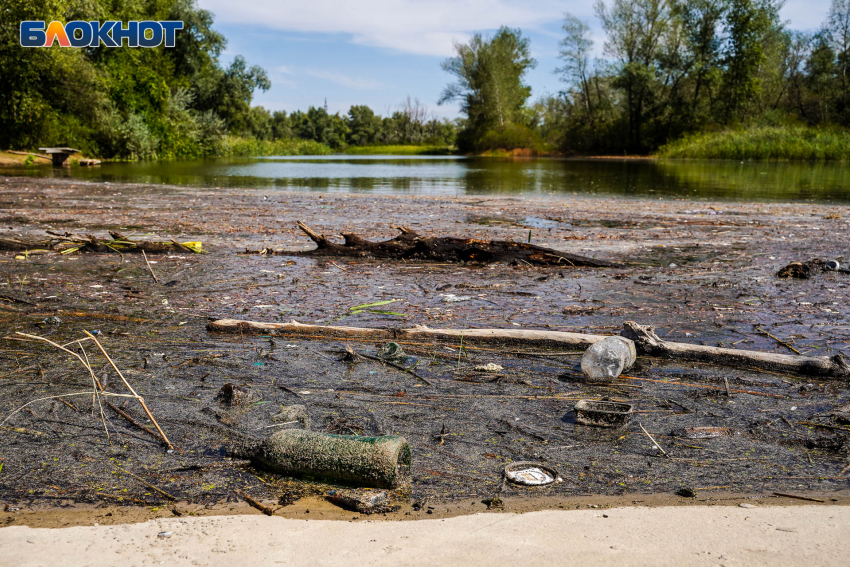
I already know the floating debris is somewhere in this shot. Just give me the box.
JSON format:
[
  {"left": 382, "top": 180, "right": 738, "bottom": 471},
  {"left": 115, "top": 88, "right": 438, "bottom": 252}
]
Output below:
[
  {"left": 473, "top": 363, "right": 503, "bottom": 372},
  {"left": 503, "top": 462, "right": 560, "bottom": 486}
]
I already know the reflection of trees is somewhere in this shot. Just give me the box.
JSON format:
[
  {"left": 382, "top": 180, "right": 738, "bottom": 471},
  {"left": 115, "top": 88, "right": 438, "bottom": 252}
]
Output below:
[
  {"left": 655, "top": 160, "right": 850, "bottom": 201},
  {"left": 12, "top": 157, "right": 850, "bottom": 202}
]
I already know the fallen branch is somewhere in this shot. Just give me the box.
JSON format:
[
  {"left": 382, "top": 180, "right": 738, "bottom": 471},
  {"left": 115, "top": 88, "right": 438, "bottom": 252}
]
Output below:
[
  {"left": 112, "top": 464, "right": 177, "bottom": 501},
  {"left": 142, "top": 250, "right": 159, "bottom": 283},
  {"left": 208, "top": 319, "right": 849, "bottom": 379},
  {"left": 106, "top": 401, "right": 160, "bottom": 441},
  {"left": 773, "top": 492, "right": 825, "bottom": 503},
  {"left": 207, "top": 319, "right": 608, "bottom": 349},
  {"left": 622, "top": 322, "right": 849, "bottom": 379},
  {"left": 245, "top": 221, "right": 618, "bottom": 267},
  {"left": 353, "top": 350, "right": 433, "bottom": 386},
  {"left": 85, "top": 331, "right": 174, "bottom": 450},
  {"left": 234, "top": 489, "right": 275, "bottom": 516}
]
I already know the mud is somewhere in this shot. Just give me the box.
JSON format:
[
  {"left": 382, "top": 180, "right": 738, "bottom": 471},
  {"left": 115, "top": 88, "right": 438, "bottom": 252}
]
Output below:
[{"left": 1, "top": 175, "right": 849, "bottom": 525}]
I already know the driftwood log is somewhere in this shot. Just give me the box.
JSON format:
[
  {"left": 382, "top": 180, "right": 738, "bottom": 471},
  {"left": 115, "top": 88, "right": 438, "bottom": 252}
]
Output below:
[
  {"left": 0, "top": 231, "right": 199, "bottom": 254},
  {"left": 207, "top": 319, "right": 608, "bottom": 349},
  {"left": 621, "top": 321, "right": 850, "bottom": 379},
  {"left": 248, "top": 221, "right": 617, "bottom": 267},
  {"left": 208, "top": 318, "right": 850, "bottom": 379}
]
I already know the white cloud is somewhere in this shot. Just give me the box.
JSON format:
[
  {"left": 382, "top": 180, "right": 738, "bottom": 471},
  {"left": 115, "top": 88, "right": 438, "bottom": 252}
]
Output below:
[
  {"left": 196, "top": 0, "right": 568, "bottom": 56},
  {"left": 303, "top": 69, "right": 383, "bottom": 90}
]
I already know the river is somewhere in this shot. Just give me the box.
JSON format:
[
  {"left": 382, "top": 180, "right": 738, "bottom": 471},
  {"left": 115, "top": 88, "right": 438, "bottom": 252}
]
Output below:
[{"left": 5, "top": 155, "right": 850, "bottom": 202}]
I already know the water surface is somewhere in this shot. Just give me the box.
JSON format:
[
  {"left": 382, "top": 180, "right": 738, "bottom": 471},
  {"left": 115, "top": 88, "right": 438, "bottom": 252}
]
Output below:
[{"left": 5, "top": 155, "right": 850, "bottom": 202}]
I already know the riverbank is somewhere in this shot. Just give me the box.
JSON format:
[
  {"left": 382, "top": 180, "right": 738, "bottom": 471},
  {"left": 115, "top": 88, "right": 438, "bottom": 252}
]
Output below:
[{"left": 0, "top": 175, "right": 849, "bottom": 521}]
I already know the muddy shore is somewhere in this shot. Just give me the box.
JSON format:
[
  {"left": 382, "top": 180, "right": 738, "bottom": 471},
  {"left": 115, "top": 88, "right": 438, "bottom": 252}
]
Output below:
[{"left": 1, "top": 175, "right": 849, "bottom": 527}]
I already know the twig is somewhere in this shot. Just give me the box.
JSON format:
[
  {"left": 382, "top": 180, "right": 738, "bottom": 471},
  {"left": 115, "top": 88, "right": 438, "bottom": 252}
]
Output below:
[
  {"left": 142, "top": 250, "right": 159, "bottom": 283},
  {"left": 106, "top": 401, "right": 160, "bottom": 442},
  {"left": 84, "top": 331, "right": 174, "bottom": 450},
  {"left": 112, "top": 464, "right": 177, "bottom": 501},
  {"left": 724, "top": 377, "right": 731, "bottom": 398},
  {"left": 56, "top": 397, "right": 80, "bottom": 413},
  {"left": 638, "top": 421, "right": 670, "bottom": 458},
  {"left": 757, "top": 327, "right": 801, "bottom": 355},
  {"left": 356, "top": 351, "right": 433, "bottom": 386},
  {"left": 234, "top": 489, "right": 275, "bottom": 515},
  {"left": 773, "top": 492, "right": 825, "bottom": 503}
]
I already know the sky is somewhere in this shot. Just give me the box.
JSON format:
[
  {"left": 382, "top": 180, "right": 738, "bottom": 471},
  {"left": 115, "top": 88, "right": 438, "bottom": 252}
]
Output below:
[{"left": 196, "top": 0, "right": 834, "bottom": 120}]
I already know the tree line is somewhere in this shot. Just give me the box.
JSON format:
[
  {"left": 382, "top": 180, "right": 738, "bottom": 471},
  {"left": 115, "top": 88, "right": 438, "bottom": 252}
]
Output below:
[
  {"left": 5, "top": 0, "right": 850, "bottom": 159},
  {"left": 0, "top": 0, "right": 457, "bottom": 158},
  {"left": 243, "top": 97, "right": 458, "bottom": 149},
  {"left": 445, "top": 0, "right": 850, "bottom": 154}
]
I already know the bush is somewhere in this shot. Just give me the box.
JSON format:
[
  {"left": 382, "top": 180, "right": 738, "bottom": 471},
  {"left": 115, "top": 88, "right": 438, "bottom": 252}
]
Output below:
[
  {"left": 220, "top": 137, "right": 332, "bottom": 157},
  {"left": 474, "top": 123, "right": 546, "bottom": 153},
  {"left": 658, "top": 126, "right": 850, "bottom": 161}
]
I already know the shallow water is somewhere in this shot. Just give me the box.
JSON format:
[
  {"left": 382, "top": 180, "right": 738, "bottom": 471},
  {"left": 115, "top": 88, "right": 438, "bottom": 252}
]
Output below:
[{"left": 6, "top": 155, "right": 850, "bottom": 202}]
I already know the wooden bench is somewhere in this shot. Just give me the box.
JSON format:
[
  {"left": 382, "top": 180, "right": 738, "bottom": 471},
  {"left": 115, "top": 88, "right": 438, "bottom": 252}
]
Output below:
[{"left": 38, "top": 147, "right": 80, "bottom": 167}]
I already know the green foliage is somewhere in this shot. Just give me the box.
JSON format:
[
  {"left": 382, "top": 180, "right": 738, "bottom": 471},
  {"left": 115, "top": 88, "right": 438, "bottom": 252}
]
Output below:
[
  {"left": 220, "top": 137, "right": 331, "bottom": 157},
  {"left": 0, "top": 0, "right": 270, "bottom": 159},
  {"left": 475, "top": 124, "right": 546, "bottom": 153},
  {"left": 342, "top": 145, "right": 455, "bottom": 155},
  {"left": 545, "top": 0, "right": 850, "bottom": 157},
  {"left": 658, "top": 126, "right": 850, "bottom": 160},
  {"left": 440, "top": 27, "right": 536, "bottom": 151}
]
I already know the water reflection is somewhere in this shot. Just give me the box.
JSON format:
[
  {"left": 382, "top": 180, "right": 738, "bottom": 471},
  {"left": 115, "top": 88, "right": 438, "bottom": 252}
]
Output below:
[{"left": 4, "top": 155, "right": 850, "bottom": 202}]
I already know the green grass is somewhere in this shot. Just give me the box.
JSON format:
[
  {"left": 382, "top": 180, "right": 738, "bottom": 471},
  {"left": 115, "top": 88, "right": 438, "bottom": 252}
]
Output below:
[
  {"left": 341, "top": 145, "right": 455, "bottom": 155},
  {"left": 658, "top": 126, "right": 850, "bottom": 161},
  {"left": 221, "top": 137, "right": 332, "bottom": 157}
]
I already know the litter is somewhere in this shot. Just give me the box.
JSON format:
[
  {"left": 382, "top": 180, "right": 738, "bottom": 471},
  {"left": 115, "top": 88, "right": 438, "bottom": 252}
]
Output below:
[
  {"left": 473, "top": 363, "right": 503, "bottom": 372},
  {"left": 503, "top": 462, "right": 561, "bottom": 486},
  {"left": 378, "top": 342, "right": 408, "bottom": 364},
  {"left": 327, "top": 489, "right": 397, "bottom": 514},
  {"left": 580, "top": 336, "right": 636, "bottom": 381},
  {"left": 247, "top": 429, "right": 411, "bottom": 489},
  {"left": 574, "top": 400, "right": 634, "bottom": 428},
  {"left": 672, "top": 426, "right": 732, "bottom": 439},
  {"left": 441, "top": 294, "right": 472, "bottom": 303}
]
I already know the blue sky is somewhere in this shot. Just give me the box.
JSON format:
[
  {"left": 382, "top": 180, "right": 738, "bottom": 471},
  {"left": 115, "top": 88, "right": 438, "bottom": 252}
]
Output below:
[{"left": 196, "top": 0, "right": 833, "bottom": 120}]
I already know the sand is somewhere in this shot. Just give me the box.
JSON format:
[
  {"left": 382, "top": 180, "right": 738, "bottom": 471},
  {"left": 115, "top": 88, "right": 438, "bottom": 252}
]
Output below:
[{"left": 1, "top": 505, "right": 848, "bottom": 566}]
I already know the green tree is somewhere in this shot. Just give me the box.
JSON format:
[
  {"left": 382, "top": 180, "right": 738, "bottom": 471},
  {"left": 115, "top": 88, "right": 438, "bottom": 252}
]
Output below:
[
  {"left": 439, "top": 26, "right": 537, "bottom": 151},
  {"left": 346, "top": 105, "right": 381, "bottom": 145},
  {"left": 719, "top": 0, "right": 782, "bottom": 122}
]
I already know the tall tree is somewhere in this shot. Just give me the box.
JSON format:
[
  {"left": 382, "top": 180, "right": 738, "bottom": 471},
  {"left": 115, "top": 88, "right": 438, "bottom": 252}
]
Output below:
[
  {"left": 439, "top": 27, "right": 536, "bottom": 150},
  {"left": 596, "top": 0, "right": 673, "bottom": 151},
  {"left": 719, "top": 0, "right": 782, "bottom": 122}
]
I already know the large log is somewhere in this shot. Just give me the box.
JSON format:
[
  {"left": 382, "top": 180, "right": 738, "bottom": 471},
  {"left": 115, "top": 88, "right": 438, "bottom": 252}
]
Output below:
[
  {"left": 208, "top": 318, "right": 850, "bottom": 379},
  {"left": 258, "top": 221, "right": 617, "bottom": 267},
  {"left": 622, "top": 321, "right": 850, "bottom": 379}
]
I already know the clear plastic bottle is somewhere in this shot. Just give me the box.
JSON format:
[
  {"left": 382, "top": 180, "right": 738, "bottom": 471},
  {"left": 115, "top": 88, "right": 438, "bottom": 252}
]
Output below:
[{"left": 581, "top": 336, "right": 636, "bottom": 382}]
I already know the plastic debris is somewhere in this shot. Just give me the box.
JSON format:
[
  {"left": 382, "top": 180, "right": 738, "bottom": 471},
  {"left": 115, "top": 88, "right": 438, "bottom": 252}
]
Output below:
[
  {"left": 503, "top": 462, "right": 561, "bottom": 486},
  {"left": 574, "top": 400, "right": 634, "bottom": 428},
  {"left": 378, "top": 342, "right": 407, "bottom": 364},
  {"left": 441, "top": 294, "right": 472, "bottom": 303},
  {"left": 42, "top": 316, "right": 62, "bottom": 325},
  {"left": 473, "top": 363, "right": 503, "bottom": 372},
  {"left": 580, "top": 336, "right": 636, "bottom": 381}
]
